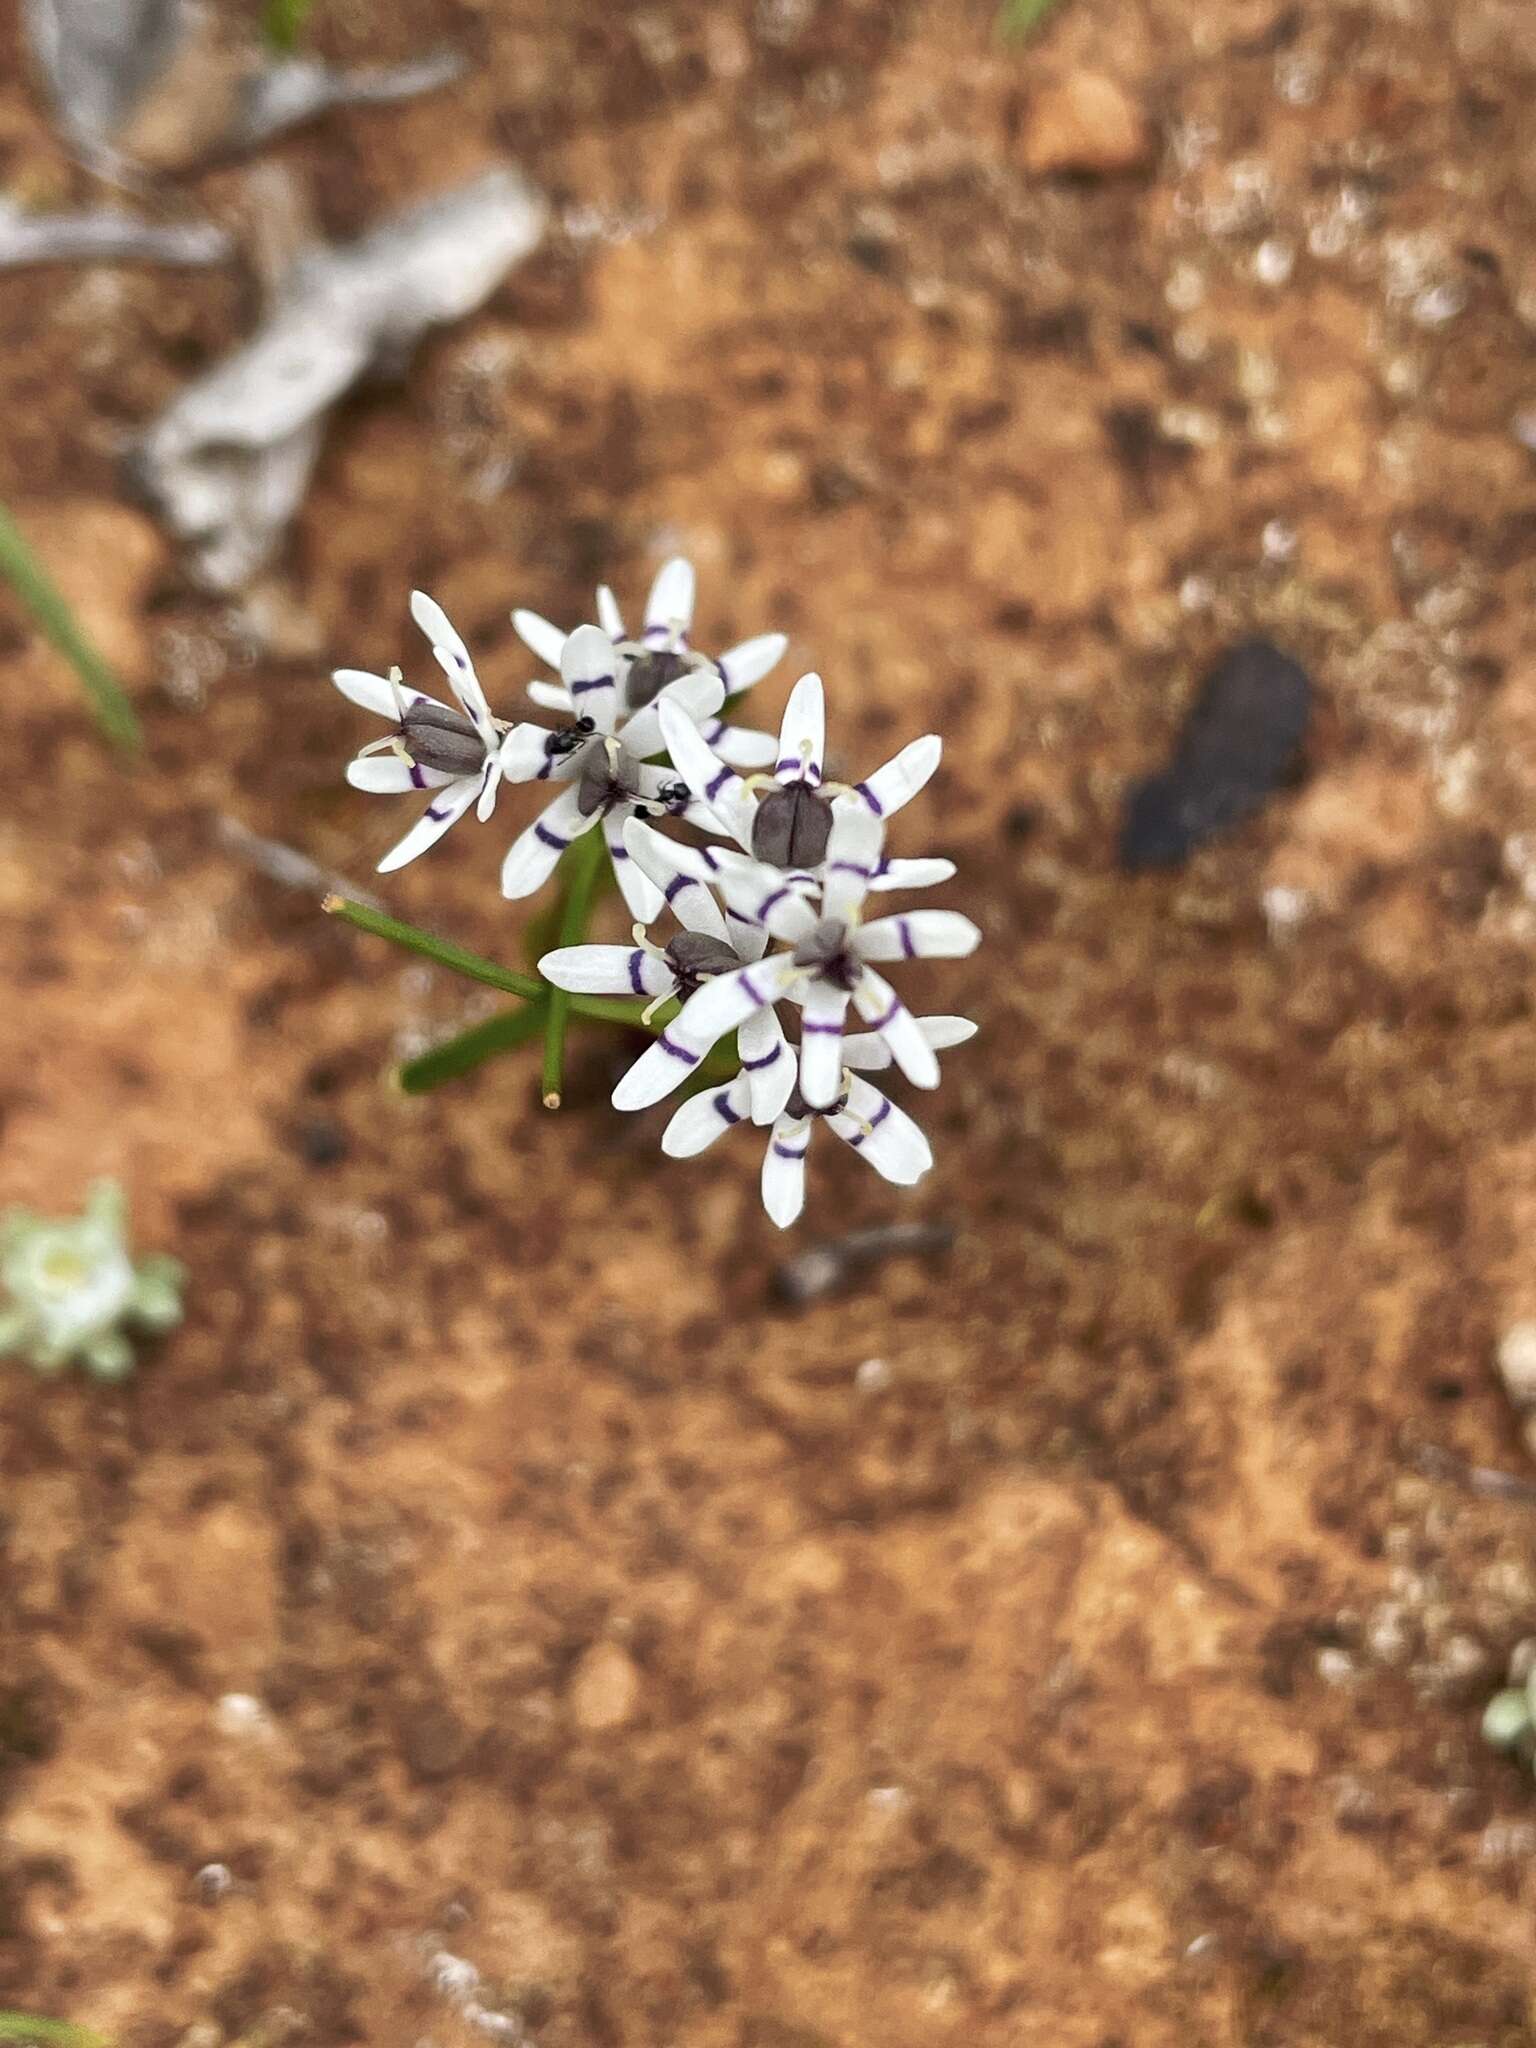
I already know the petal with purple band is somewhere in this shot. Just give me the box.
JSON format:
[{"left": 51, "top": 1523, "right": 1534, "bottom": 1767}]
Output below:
[
  {"left": 851, "top": 967, "right": 940, "bottom": 1089},
  {"left": 796, "top": 978, "right": 850, "bottom": 1110},
  {"left": 538, "top": 944, "right": 673, "bottom": 999},
  {"left": 604, "top": 810, "right": 664, "bottom": 922},
  {"left": 623, "top": 819, "right": 728, "bottom": 940},
  {"left": 559, "top": 624, "right": 620, "bottom": 736},
  {"left": 739, "top": 1005, "right": 796, "bottom": 1125},
  {"left": 761, "top": 1115, "right": 812, "bottom": 1228},
  {"left": 596, "top": 585, "right": 626, "bottom": 640},
  {"left": 644, "top": 556, "right": 695, "bottom": 642},
  {"left": 838, "top": 733, "right": 941, "bottom": 821},
  {"left": 411, "top": 589, "right": 495, "bottom": 742},
  {"left": 774, "top": 672, "right": 825, "bottom": 788},
  {"left": 819, "top": 806, "right": 884, "bottom": 927},
  {"left": 619, "top": 668, "right": 727, "bottom": 759},
  {"left": 347, "top": 754, "right": 452, "bottom": 794},
  {"left": 868, "top": 855, "right": 956, "bottom": 893},
  {"left": 376, "top": 773, "right": 480, "bottom": 873},
  {"left": 657, "top": 699, "right": 758, "bottom": 852},
  {"left": 501, "top": 786, "right": 597, "bottom": 899},
  {"left": 332, "top": 666, "right": 436, "bottom": 720},
  {"left": 829, "top": 1078, "right": 932, "bottom": 1185},
  {"left": 662, "top": 1076, "right": 752, "bottom": 1158},
  {"left": 855, "top": 910, "right": 982, "bottom": 963}
]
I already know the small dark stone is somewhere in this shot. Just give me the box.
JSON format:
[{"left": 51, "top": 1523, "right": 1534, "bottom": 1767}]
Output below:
[
  {"left": 752, "top": 783, "right": 834, "bottom": 868},
  {"left": 401, "top": 699, "right": 485, "bottom": 777},
  {"left": 624, "top": 647, "right": 694, "bottom": 710},
  {"left": 1118, "top": 638, "right": 1312, "bottom": 872},
  {"left": 296, "top": 1119, "right": 348, "bottom": 1168}
]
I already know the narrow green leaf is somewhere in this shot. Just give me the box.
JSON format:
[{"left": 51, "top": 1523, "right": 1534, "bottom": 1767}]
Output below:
[
  {"left": 0, "top": 2018, "right": 110, "bottom": 2048},
  {"left": 264, "top": 0, "right": 316, "bottom": 52},
  {"left": 542, "top": 827, "right": 609, "bottom": 1109},
  {"left": 323, "top": 897, "right": 545, "bottom": 1002},
  {"left": 998, "top": 0, "right": 1067, "bottom": 39},
  {"left": 398, "top": 1003, "right": 547, "bottom": 1093},
  {"left": 0, "top": 501, "right": 139, "bottom": 752}
]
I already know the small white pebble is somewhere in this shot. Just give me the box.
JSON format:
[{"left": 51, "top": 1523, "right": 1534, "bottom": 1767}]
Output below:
[
  {"left": 213, "top": 1693, "right": 270, "bottom": 1738},
  {"left": 1512, "top": 407, "right": 1536, "bottom": 452},
  {"left": 1178, "top": 574, "right": 1214, "bottom": 612},
  {"left": 1262, "top": 887, "right": 1313, "bottom": 941},
  {"left": 855, "top": 1357, "right": 893, "bottom": 1394},
  {"left": 1412, "top": 281, "right": 1467, "bottom": 328},
  {"left": 1316, "top": 1647, "right": 1356, "bottom": 1687},
  {"left": 194, "top": 1862, "right": 233, "bottom": 1902},
  {"left": 1253, "top": 237, "right": 1295, "bottom": 287},
  {"left": 1261, "top": 518, "right": 1297, "bottom": 562},
  {"left": 867, "top": 1783, "right": 909, "bottom": 1813},
  {"left": 1497, "top": 1323, "right": 1536, "bottom": 1408}
]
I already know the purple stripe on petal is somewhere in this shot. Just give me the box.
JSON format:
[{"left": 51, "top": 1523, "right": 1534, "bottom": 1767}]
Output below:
[
  {"left": 899, "top": 918, "right": 916, "bottom": 959},
  {"left": 827, "top": 860, "right": 872, "bottom": 881},
  {"left": 535, "top": 822, "right": 571, "bottom": 849},
  {"left": 737, "top": 972, "right": 769, "bottom": 1007},
  {"left": 758, "top": 884, "right": 791, "bottom": 921},
  {"left": 570, "top": 674, "right": 614, "bottom": 695},
  {"left": 717, "top": 1095, "right": 743, "bottom": 1126},
  {"left": 664, "top": 873, "right": 691, "bottom": 903},
  {"left": 658, "top": 1031, "right": 700, "bottom": 1065},
  {"left": 854, "top": 779, "right": 884, "bottom": 816},
  {"left": 740, "top": 1046, "right": 782, "bottom": 1071},
  {"left": 628, "top": 951, "right": 647, "bottom": 996},
  {"left": 803, "top": 1020, "right": 844, "bottom": 1036},
  {"left": 772, "top": 1139, "right": 808, "bottom": 1159},
  {"left": 610, "top": 840, "right": 630, "bottom": 860},
  {"left": 426, "top": 802, "right": 451, "bottom": 820},
  {"left": 868, "top": 1097, "right": 892, "bottom": 1130},
  {"left": 869, "top": 997, "right": 901, "bottom": 1030},
  {"left": 409, "top": 763, "right": 427, "bottom": 789},
  {"left": 705, "top": 766, "right": 734, "bottom": 799}
]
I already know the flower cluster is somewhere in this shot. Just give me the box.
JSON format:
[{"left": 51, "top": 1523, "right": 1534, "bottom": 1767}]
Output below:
[{"left": 333, "top": 559, "right": 979, "bottom": 1225}]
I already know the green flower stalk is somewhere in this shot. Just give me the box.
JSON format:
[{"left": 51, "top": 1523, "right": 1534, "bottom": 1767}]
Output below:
[{"left": 0, "top": 1182, "right": 183, "bottom": 1380}]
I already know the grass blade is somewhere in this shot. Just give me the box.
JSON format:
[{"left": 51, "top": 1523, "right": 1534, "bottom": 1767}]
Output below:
[
  {"left": 264, "top": 0, "right": 317, "bottom": 52},
  {"left": 0, "top": 501, "right": 139, "bottom": 752},
  {"left": 0, "top": 2019, "right": 110, "bottom": 2048},
  {"left": 540, "top": 827, "right": 608, "bottom": 1110}
]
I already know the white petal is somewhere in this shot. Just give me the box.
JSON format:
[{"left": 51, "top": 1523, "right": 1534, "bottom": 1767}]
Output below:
[
  {"left": 761, "top": 1117, "right": 811, "bottom": 1228},
  {"left": 852, "top": 967, "right": 940, "bottom": 1088},
  {"left": 346, "top": 753, "right": 451, "bottom": 793},
  {"left": 332, "top": 666, "right": 425, "bottom": 720},
  {"left": 500, "top": 786, "right": 597, "bottom": 899},
  {"left": 611, "top": 1032, "right": 708, "bottom": 1112},
  {"left": 412, "top": 589, "right": 494, "bottom": 740},
  {"left": 605, "top": 810, "right": 664, "bottom": 922},
  {"left": 839, "top": 1031, "right": 893, "bottom": 1072},
  {"left": 921, "top": 1015, "right": 978, "bottom": 1052},
  {"left": 644, "top": 556, "right": 695, "bottom": 642},
  {"left": 475, "top": 758, "right": 502, "bottom": 824},
  {"left": 775, "top": 672, "right": 825, "bottom": 787},
  {"left": 841, "top": 733, "right": 942, "bottom": 821},
  {"left": 499, "top": 720, "right": 565, "bottom": 784},
  {"left": 621, "top": 668, "right": 727, "bottom": 758},
  {"left": 856, "top": 910, "right": 982, "bottom": 963},
  {"left": 527, "top": 680, "right": 572, "bottom": 714},
  {"left": 511, "top": 607, "right": 567, "bottom": 670},
  {"left": 560, "top": 624, "right": 620, "bottom": 735},
  {"left": 623, "top": 818, "right": 728, "bottom": 940},
  {"left": 539, "top": 944, "right": 673, "bottom": 997},
  {"left": 670, "top": 951, "right": 800, "bottom": 1046},
  {"left": 596, "top": 585, "right": 626, "bottom": 639},
  {"left": 830, "top": 1077, "right": 932, "bottom": 1186},
  {"left": 376, "top": 776, "right": 479, "bottom": 873},
  {"left": 708, "top": 720, "right": 779, "bottom": 769},
  {"left": 739, "top": 1005, "right": 796, "bottom": 1125},
  {"left": 662, "top": 1077, "right": 751, "bottom": 1157},
  {"left": 657, "top": 699, "right": 757, "bottom": 852},
  {"left": 718, "top": 633, "right": 787, "bottom": 692},
  {"left": 797, "top": 978, "right": 850, "bottom": 1111},
  {"left": 820, "top": 805, "right": 884, "bottom": 926},
  {"left": 869, "top": 856, "right": 957, "bottom": 892}
]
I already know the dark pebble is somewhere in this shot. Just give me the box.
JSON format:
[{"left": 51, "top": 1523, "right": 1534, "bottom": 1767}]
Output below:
[{"left": 1119, "top": 638, "right": 1312, "bottom": 872}]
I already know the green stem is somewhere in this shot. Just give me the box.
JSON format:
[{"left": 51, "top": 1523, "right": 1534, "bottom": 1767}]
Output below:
[
  {"left": 324, "top": 896, "right": 545, "bottom": 1001},
  {"left": 541, "top": 826, "right": 608, "bottom": 1109},
  {"left": 0, "top": 501, "right": 139, "bottom": 752}
]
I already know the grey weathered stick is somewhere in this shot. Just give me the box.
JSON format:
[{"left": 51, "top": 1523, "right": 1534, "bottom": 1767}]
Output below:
[{"left": 0, "top": 203, "right": 231, "bottom": 270}]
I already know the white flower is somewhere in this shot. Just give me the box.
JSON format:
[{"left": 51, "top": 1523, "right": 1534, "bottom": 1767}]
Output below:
[
  {"left": 662, "top": 1017, "right": 977, "bottom": 1228},
  {"left": 497, "top": 626, "right": 725, "bottom": 921},
  {"left": 609, "top": 807, "right": 979, "bottom": 1116},
  {"left": 334, "top": 591, "right": 510, "bottom": 873},
  {"left": 539, "top": 821, "right": 794, "bottom": 1123},
  {"left": 512, "top": 556, "right": 785, "bottom": 768},
  {"left": 658, "top": 674, "right": 954, "bottom": 893}
]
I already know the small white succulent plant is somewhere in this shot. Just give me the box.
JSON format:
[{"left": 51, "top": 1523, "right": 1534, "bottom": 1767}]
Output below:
[{"left": 0, "top": 1181, "right": 184, "bottom": 1380}]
